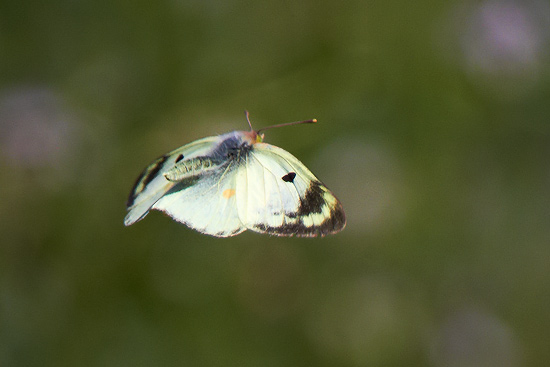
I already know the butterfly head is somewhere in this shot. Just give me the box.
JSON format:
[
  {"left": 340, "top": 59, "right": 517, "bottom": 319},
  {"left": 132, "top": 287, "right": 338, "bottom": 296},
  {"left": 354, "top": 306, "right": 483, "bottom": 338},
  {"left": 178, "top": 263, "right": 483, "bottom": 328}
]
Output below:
[
  {"left": 244, "top": 110, "right": 316, "bottom": 143},
  {"left": 238, "top": 130, "right": 264, "bottom": 145}
]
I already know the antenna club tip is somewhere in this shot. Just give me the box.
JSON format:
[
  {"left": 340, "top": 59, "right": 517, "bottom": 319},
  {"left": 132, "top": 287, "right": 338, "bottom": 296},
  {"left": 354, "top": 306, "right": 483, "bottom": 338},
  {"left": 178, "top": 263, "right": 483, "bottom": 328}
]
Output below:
[{"left": 312, "top": 118, "right": 317, "bottom": 123}]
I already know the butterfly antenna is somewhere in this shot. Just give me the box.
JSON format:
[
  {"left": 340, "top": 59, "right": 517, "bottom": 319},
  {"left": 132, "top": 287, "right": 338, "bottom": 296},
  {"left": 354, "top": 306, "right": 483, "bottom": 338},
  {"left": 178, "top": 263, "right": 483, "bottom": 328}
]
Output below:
[
  {"left": 257, "top": 117, "right": 317, "bottom": 134},
  {"left": 245, "top": 110, "right": 253, "bottom": 131}
]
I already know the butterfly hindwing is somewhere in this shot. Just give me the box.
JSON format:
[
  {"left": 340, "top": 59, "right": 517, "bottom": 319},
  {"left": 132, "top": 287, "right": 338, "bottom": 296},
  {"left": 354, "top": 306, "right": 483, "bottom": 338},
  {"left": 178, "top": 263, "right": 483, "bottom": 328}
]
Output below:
[{"left": 152, "top": 162, "right": 245, "bottom": 237}]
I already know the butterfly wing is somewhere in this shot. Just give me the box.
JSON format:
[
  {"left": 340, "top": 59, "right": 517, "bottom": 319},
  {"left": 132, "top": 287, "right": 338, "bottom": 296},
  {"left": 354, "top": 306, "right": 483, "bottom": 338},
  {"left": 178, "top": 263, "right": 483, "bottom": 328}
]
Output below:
[
  {"left": 124, "top": 136, "right": 220, "bottom": 226},
  {"left": 236, "top": 143, "right": 346, "bottom": 237},
  {"left": 125, "top": 130, "right": 345, "bottom": 237},
  {"left": 151, "top": 159, "right": 245, "bottom": 237}
]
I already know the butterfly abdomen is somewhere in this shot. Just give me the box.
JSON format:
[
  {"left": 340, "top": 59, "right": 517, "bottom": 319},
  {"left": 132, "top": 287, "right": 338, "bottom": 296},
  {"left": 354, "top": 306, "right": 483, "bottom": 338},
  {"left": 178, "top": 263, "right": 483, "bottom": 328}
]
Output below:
[{"left": 164, "top": 156, "right": 220, "bottom": 182}]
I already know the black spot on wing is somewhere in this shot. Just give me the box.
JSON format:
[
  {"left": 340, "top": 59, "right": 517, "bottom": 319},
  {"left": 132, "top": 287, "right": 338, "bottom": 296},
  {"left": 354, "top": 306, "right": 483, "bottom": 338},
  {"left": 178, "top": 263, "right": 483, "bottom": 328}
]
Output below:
[
  {"left": 282, "top": 172, "right": 296, "bottom": 183},
  {"left": 126, "top": 155, "right": 168, "bottom": 207},
  {"left": 175, "top": 154, "right": 184, "bottom": 163}
]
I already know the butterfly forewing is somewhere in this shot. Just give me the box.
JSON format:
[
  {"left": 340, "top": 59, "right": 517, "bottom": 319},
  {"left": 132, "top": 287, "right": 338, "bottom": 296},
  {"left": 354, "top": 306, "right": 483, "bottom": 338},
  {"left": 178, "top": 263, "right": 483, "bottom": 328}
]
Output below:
[
  {"left": 240, "top": 143, "right": 346, "bottom": 237},
  {"left": 236, "top": 153, "right": 287, "bottom": 229},
  {"left": 124, "top": 136, "right": 221, "bottom": 226}
]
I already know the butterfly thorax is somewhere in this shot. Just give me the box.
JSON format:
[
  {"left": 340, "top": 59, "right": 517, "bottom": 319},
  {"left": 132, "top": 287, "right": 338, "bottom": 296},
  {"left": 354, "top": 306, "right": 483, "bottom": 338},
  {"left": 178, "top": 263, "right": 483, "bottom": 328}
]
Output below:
[
  {"left": 211, "top": 131, "right": 260, "bottom": 161},
  {"left": 160, "top": 132, "right": 256, "bottom": 183}
]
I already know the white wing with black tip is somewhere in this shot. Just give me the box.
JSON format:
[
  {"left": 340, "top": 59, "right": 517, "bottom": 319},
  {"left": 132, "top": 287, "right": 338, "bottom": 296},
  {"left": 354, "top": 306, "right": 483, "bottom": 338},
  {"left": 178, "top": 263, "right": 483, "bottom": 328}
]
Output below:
[{"left": 237, "top": 142, "right": 346, "bottom": 237}]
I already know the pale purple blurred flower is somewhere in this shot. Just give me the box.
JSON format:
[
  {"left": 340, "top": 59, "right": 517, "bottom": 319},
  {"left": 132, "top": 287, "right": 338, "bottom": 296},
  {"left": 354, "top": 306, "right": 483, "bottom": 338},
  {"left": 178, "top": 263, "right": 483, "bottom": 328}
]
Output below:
[
  {"left": 437, "top": 0, "right": 550, "bottom": 98},
  {"left": 0, "top": 86, "right": 79, "bottom": 169},
  {"left": 462, "top": 0, "right": 549, "bottom": 74}
]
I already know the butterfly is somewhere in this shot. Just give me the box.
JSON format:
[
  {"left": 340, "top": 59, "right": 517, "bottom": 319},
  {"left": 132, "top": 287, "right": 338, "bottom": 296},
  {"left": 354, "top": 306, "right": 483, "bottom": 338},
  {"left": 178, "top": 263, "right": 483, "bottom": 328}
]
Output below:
[{"left": 124, "top": 111, "right": 346, "bottom": 237}]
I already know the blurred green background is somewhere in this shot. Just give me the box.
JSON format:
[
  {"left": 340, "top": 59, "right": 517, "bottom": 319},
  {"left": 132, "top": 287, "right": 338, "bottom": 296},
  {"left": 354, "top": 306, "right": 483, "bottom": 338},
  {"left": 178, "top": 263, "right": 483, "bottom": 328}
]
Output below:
[{"left": 1, "top": 0, "right": 549, "bottom": 366}]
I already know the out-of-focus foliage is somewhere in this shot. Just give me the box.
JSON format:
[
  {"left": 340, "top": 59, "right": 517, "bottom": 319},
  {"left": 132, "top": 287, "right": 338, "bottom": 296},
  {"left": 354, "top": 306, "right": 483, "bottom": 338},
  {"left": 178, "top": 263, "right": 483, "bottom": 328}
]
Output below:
[{"left": 1, "top": 0, "right": 549, "bottom": 366}]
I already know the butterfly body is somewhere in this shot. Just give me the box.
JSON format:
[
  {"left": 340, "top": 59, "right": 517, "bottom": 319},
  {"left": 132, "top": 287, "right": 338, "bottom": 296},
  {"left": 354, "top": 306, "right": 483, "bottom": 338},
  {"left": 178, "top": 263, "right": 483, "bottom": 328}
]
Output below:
[{"left": 125, "top": 123, "right": 345, "bottom": 237}]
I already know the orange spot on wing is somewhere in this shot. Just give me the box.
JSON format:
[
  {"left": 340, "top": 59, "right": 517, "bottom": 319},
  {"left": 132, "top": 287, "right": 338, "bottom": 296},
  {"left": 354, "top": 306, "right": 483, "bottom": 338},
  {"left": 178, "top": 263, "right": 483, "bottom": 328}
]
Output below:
[{"left": 222, "top": 188, "right": 236, "bottom": 198}]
